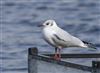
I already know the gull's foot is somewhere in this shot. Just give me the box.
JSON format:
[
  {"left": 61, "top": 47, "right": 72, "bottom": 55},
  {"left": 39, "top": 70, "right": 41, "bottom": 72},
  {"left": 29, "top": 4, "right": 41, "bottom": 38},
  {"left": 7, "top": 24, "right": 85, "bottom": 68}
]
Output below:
[{"left": 53, "top": 54, "right": 61, "bottom": 61}]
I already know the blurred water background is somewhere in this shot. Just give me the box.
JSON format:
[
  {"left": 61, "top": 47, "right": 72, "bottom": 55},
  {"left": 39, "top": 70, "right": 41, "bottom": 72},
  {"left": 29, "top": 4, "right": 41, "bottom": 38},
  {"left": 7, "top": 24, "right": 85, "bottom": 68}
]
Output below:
[{"left": 1, "top": 0, "right": 100, "bottom": 73}]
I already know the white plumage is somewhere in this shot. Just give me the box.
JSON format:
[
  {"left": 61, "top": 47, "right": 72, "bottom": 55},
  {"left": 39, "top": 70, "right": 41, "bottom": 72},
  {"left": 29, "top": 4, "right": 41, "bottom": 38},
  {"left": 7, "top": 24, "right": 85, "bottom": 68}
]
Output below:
[
  {"left": 42, "top": 20, "right": 87, "bottom": 48},
  {"left": 40, "top": 20, "right": 96, "bottom": 60}
]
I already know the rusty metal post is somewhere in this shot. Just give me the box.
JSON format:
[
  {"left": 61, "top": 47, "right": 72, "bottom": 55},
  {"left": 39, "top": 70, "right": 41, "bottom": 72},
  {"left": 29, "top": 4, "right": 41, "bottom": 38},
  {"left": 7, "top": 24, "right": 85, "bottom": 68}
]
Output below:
[
  {"left": 28, "top": 47, "right": 38, "bottom": 73},
  {"left": 92, "top": 61, "right": 100, "bottom": 73}
]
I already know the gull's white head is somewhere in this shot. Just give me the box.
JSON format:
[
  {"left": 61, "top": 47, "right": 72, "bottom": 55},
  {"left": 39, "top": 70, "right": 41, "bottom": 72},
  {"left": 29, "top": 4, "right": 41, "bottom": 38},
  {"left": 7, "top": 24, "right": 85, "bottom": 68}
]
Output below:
[{"left": 42, "top": 20, "right": 57, "bottom": 28}]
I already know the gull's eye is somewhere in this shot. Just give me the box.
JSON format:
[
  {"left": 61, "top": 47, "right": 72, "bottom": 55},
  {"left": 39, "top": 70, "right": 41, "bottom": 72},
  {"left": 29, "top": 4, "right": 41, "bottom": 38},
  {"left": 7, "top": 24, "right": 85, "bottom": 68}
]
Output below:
[{"left": 46, "top": 22, "right": 49, "bottom": 25}]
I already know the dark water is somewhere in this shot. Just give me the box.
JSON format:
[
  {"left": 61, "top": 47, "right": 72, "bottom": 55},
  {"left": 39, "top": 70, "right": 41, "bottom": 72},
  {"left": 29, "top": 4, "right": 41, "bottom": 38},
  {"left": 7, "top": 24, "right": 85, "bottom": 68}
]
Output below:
[{"left": 1, "top": 0, "right": 100, "bottom": 73}]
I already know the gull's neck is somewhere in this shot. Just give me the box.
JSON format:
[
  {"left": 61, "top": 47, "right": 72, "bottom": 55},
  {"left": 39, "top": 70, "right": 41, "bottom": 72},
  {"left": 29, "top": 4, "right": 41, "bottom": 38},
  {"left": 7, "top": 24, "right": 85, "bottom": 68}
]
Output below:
[{"left": 50, "top": 24, "right": 59, "bottom": 30}]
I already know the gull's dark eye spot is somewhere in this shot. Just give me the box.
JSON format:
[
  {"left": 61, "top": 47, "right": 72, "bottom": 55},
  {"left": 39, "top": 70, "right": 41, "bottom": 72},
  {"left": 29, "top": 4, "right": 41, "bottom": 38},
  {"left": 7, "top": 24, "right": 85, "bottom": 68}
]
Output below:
[
  {"left": 46, "top": 22, "right": 49, "bottom": 25},
  {"left": 51, "top": 23, "right": 53, "bottom": 26}
]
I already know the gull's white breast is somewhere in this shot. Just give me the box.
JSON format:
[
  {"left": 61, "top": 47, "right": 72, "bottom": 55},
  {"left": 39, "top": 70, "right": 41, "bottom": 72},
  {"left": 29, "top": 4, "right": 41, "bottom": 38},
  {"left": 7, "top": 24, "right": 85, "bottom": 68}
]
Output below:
[{"left": 42, "top": 27, "right": 57, "bottom": 47}]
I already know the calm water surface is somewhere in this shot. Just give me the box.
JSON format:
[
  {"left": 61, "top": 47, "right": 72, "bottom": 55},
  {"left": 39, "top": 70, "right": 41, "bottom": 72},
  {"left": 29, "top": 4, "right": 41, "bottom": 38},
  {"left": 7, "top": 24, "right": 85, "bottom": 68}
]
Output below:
[{"left": 1, "top": 0, "right": 100, "bottom": 73}]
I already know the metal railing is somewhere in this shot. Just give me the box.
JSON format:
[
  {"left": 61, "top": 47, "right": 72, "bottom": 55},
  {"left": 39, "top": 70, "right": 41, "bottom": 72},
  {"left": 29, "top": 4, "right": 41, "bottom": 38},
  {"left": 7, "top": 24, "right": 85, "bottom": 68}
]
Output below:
[{"left": 28, "top": 47, "right": 100, "bottom": 73}]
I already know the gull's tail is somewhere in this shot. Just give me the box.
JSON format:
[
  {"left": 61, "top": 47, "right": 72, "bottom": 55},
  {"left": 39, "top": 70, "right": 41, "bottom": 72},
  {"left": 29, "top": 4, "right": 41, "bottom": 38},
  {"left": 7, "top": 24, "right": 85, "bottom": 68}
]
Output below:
[{"left": 82, "top": 41, "right": 97, "bottom": 49}]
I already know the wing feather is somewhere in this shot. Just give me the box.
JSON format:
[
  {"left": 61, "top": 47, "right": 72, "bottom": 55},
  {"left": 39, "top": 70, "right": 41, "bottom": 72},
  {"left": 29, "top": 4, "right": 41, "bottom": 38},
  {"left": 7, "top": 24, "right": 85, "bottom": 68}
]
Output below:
[{"left": 52, "top": 27, "right": 84, "bottom": 47}]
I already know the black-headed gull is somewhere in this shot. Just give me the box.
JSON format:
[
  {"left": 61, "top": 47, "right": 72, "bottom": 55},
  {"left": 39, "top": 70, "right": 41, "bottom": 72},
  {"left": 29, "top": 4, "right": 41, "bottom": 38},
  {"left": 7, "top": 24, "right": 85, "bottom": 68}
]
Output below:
[{"left": 39, "top": 20, "right": 96, "bottom": 60}]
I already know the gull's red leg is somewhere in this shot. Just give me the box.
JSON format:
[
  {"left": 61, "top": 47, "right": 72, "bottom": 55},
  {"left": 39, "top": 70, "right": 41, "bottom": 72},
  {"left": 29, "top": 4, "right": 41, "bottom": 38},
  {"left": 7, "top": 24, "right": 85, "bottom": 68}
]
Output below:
[
  {"left": 58, "top": 48, "right": 61, "bottom": 60},
  {"left": 54, "top": 47, "right": 58, "bottom": 60},
  {"left": 53, "top": 48, "right": 61, "bottom": 61}
]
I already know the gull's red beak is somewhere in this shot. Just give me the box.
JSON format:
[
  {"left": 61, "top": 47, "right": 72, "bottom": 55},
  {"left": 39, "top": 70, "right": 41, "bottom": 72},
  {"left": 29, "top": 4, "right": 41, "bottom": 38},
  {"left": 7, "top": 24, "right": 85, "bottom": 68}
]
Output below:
[{"left": 38, "top": 24, "right": 43, "bottom": 27}]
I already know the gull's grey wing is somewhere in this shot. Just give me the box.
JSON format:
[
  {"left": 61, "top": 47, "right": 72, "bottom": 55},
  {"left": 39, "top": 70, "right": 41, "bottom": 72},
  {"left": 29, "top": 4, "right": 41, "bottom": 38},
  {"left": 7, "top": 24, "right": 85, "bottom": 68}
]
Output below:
[
  {"left": 53, "top": 34, "right": 66, "bottom": 42},
  {"left": 51, "top": 33, "right": 79, "bottom": 47},
  {"left": 52, "top": 27, "right": 85, "bottom": 47},
  {"left": 82, "top": 41, "right": 96, "bottom": 49},
  {"left": 51, "top": 34, "right": 69, "bottom": 47}
]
